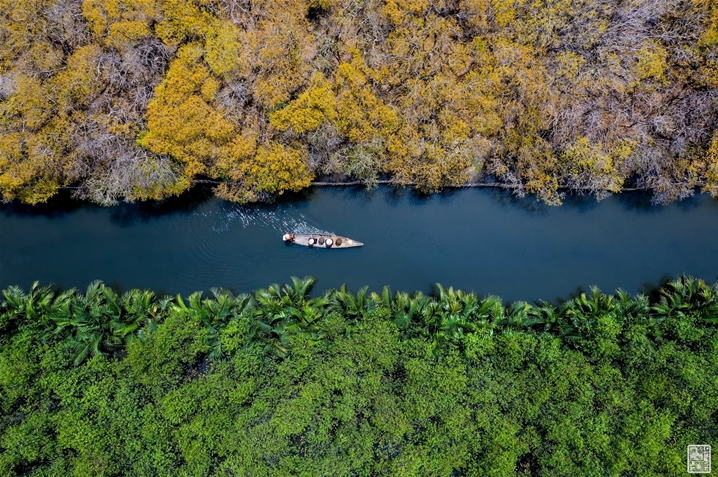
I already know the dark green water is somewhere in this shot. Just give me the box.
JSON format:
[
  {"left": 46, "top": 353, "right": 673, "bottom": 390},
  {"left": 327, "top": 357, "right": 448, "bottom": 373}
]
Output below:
[{"left": 2, "top": 186, "right": 718, "bottom": 302}]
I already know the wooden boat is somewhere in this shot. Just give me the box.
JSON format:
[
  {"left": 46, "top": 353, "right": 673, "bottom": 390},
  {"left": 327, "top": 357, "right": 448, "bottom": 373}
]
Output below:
[{"left": 283, "top": 233, "right": 363, "bottom": 248}]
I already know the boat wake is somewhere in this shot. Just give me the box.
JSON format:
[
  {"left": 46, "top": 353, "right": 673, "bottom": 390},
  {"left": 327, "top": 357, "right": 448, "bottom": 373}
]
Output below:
[{"left": 200, "top": 204, "right": 332, "bottom": 235}]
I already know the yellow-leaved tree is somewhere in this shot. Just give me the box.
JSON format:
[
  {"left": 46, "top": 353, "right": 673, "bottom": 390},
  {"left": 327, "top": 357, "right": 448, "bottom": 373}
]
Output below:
[
  {"left": 139, "top": 41, "right": 314, "bottom": 202},
  {"left": 138, "top": 44, "right": 233, "bottom": 180},
  {"left": 269, "top": 72, "right": 337, "bottom": 134},
  {"left": 214, "top": 142, "right": 313, "bottom": 202},
  {"left": 561, "top": 137, "right": 634, "bottom": 199},
  {"left": 82, "top": 0, "right": 159, "bottom": 50},
  {"left": 0, "top": 44, "right": 103, "bottom": 203},
  {"left": 332, "top": 53, "right": 400, "bottom": 184},
  {"left": 703, "top": 129, "right": 718, "bottom": 197}
]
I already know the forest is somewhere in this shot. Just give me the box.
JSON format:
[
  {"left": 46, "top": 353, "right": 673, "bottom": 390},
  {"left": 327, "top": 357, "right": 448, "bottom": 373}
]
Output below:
[
  {"left": 1, "top": 276, "right": 717, "bottom": 475},
  {"left": 2, "top": 0, "right": 718, "bottom": 205}
]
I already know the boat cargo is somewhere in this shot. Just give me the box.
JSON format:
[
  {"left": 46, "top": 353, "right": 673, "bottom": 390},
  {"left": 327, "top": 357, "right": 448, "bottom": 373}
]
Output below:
[{"left": 282, "top": 233, "right": 363, "bottom": 249}]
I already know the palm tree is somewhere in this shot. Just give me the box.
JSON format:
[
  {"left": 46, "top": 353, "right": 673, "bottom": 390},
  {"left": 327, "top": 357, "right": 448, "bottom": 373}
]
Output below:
[
  {"left": 112, "top": 289, "right": 156, "bottom": 343},
  {"left": 550, "top": 287, "right": 617, "bottom": 342},
  {"left": 470, "top": 295, "right": 502, "bottom": 332},
  {"left": 137, "top": 295, "right": 176, "bottom": 341},
  {"left": 45, "top": 281, "right": 159, "bottom": 366},
  {"left": 389, "top": 290, "right": 412, "bottom": 332},
  {"left": 206, "top": 288, "right": 254, "bottom": 360},
  {"left": 522, "top": 301, "right": 556, "bottom": 331},
  {"left": 282, "top": 276, "right": 317, "bottom": 306},
  {"left": 281, "top": 277, "right": 329, "bottom": 327},
  {"left": 172, "top": 288, "right": 254, "bottom": 361},
  {"left": 50, "top": 281, "right": 120, "bottom": 365},
  {"left": 0, "top": 282, "right": 55, "bottom": 337},
  {"left": 329, "top": 284, "right": 379, "bottom": 322},
  {"left": 515, "top": 299, "right": 583, "bottom": 340},
  {"left": 419, "top": 284, "right": 486, "bottom": 351},
  {"left": 652, "top": 276, "right": 718, "bottom": 324},
  {"left": 613, "top": 289, "right": 650, "bottom": 326},
  {"left": 497, "top": 301, "right": 532, "bottom": 330},
  {"left": 251, "top": 277, "right": 329, "bottom": 357}
]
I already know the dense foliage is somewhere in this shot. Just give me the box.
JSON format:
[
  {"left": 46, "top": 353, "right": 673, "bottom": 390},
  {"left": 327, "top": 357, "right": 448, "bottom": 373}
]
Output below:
[
  {"left": 2, "top": 0, "right": 718, "bottom": 205},
  {"left": 1, "top": 276, "right": 717, "bottom": 475}
]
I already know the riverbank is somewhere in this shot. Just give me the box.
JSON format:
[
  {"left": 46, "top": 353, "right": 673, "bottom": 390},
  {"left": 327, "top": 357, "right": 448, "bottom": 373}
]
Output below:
[
  {"left": 62, "top": 176, "right": 708, "bottom": 200},
  {"left": 192, "top": 174, "right": 710, "bottom": 204}
]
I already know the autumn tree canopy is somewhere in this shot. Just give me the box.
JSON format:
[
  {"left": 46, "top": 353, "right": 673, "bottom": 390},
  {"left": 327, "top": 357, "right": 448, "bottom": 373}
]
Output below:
[{"left": 1, "top": 0, "right": 718, "bottom": 204}]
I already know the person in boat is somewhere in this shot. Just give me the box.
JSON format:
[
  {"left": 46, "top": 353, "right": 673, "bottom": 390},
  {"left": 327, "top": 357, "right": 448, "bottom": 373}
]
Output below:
[
  {"left": 325, "top": 238, "right": 333, "bottom": 248},
  {"left": 307, "top": 237, "right": 316, "bottom": 246}
]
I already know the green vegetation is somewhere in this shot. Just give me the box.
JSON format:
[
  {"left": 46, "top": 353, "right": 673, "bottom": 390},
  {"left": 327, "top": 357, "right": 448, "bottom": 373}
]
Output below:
[
  {"left": 1, "top": 276, "right": 717, "bottom": 475},
  {"left": 2, "top": 0, "right": 718, "bottom": 205}
]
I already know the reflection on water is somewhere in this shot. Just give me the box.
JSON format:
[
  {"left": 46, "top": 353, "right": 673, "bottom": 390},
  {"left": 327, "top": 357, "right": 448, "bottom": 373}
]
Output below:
[{"left": 2, "top": 186, "right": 718, "bottom": 302}]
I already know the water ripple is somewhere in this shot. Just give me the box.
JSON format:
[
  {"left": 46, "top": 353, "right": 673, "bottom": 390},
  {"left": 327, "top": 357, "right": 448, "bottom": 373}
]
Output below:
[{"left": 197, "top": 204, "right": 332, "bottom": 235}]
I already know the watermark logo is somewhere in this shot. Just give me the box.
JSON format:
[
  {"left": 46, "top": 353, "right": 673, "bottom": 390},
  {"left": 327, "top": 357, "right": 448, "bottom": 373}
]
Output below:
[{"left": 688, "top": 445, "right": 711, "bottom": 474}]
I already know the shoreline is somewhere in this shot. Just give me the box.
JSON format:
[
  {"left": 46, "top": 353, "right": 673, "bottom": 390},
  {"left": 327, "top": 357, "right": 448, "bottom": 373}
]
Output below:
[
  {"left": 55, "top": 177, "right": 712, "bottom": 201},
  {"left": 194, "top": 178, "right": 699, "bottom": 194}
]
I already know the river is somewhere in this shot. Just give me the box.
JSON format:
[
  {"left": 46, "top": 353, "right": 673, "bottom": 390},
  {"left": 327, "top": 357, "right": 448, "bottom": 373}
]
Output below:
[{"left": 2, "top": 186, "right": 718, "bottom": 302}]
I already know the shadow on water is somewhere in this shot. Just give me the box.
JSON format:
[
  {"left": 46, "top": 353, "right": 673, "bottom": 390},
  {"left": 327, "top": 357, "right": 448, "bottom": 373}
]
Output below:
[
  {"left": 272, "top": 186, "right": 317, "bottom": 205},
  {"left": 486, "top": 187, "right": 550, "bottom": 215},
  {"left": 550, "top": 284, "right": 589, "bottom": 307},
  {"left": 427, "top": 187, "right": 466, "bottom": 206},
  {"left": 637, "top": 275, "right": 673, "bottom": 304},
  {"left": 561, "top": 191, "right": 601, "bottom": 214},
  {"left": 109, "top": 184, "right": 216, "bottom": 227},
  {"left": 706, "top": 194, "right": 718, "bottom": 210},
  {"left": 365, "top": 182, "right": 465, "bottom": 206},
  {"left": 0, "top": 189, "right": 89, "bottom": 219},
  {"left": 48, "top": 279, "right": 181, "bottom": 299},
  {"left": 547, "top": 273, "right": 681, "bottom": 307},
  {"left": 383, "top": 184, "right": 415, "bottom": 206},
  {"left": 672, "top": 190, "right": 716, "bottom": 212},
  {"left": 487, "top": 188, "right": 612, "bottom": 215},
  {"left": 108, "top": 182, "right": 321, "bottom": 228},
  {"left": 109, "top": 280, "right": 126, "bottom": 296},
  {"left": 613, "top": 188, "right": 717, "bottom": 214},
  {"left": 613, "top": 190, "right": 657, "bottom": 213},
  {"left": 348, "top": 183, "right": 427, "bottom": 208},
  {"left": 407, "top": 186, "right": 464, "bottom": 206}
]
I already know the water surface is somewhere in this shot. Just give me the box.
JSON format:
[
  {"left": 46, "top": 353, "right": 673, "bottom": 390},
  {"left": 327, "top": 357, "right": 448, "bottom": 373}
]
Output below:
[{"left": 2, "top": 186, "right": 718, "bottom": 302}]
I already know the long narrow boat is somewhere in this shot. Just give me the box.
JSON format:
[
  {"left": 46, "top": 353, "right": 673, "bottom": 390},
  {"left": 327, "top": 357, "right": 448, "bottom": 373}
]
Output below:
[{"left": 282, "top": 233, "right": 363, "bottom": 248}]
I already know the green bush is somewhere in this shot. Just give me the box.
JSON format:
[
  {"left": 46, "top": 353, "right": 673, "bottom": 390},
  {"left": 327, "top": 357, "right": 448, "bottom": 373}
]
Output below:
[{"left": 1, "top": 276, "right": 716, "bottom": 476}]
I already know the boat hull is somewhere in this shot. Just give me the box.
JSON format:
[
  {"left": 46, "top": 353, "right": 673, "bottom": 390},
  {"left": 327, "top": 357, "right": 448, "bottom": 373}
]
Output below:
[{"left": 283, "top": 233, "right": 363, "bottom": 248}]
